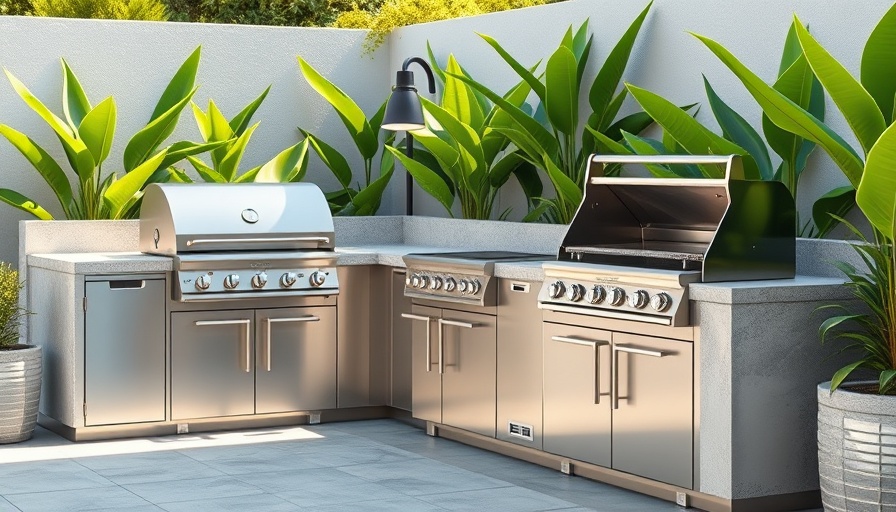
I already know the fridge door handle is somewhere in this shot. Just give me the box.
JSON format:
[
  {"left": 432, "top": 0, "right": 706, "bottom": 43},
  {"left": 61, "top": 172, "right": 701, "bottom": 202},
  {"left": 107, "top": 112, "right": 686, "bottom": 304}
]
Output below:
[
  {"left": 402, "top": 313, "right": 434, "bottom": 373},
  {"left": 612, "top": 343, "right": 666, "bottom": 409},
  {"left": 263, "top": 316, "right": 321, "bottom": 372},
  {"left": 195, "top": 319, "right": 252, "bottom": 372},
  {"left": 552, "top": 336, "right": 609, "bottom": 404}
]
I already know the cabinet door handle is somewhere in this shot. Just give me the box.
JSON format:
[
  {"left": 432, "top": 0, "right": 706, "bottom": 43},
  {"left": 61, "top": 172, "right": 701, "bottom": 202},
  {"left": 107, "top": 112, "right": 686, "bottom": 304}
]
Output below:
[
  {"left": 552, "top": 336, "right": 609, "bottom": 404},
  {"left": 437, "top": 319, "right": 480, "bottom": 374},
  {"left": 264, "top": 316, "right": 321, "bottom": 372},
  {"left": 195, "top": 319, "right": 252, "bottom": 373},
  {"left": 439, "top": 319, "right": 477, "bottom": 329},
  {"left": 612, "top": 344, "right": 666, "bottom": 409},
  {"left": 402, "top": 313, "right": 434, "bottom": 373}
]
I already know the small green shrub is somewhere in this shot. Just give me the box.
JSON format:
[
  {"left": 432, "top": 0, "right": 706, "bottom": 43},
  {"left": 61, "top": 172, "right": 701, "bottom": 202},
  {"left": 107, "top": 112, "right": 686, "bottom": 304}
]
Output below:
[
  {"left": 164, "top": 0, "right": 370, "bottom": 26},
  {"left": 0, "top": 0, "right": 33, "bottom": 15},
  {"left": 31, "top": 0, "right": 168, "bottom": 20},
  {"left": 0, "top": 263, "right": 26, "bottom": 349}
]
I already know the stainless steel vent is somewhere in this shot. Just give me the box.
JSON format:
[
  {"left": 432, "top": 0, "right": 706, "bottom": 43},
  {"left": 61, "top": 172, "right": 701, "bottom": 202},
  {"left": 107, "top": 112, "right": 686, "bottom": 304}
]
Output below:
[{"left": 508, "top": 421, "right": 534, "bottom": 442}]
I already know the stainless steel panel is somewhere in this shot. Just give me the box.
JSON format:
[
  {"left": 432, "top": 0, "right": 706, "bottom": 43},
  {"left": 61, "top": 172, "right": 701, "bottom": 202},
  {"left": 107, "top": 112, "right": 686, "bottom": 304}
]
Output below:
[
  {"left": 336, "top": 266, "right": 370, "bottom": 408},
  {"left": 612, "top": 332, "right": 693, "bottom": 489},
  {"left": 410, "top": 305, "right": 441, "bottom": 423},
  {"left": 441, "top": 310, "right": 497, "bottom": 438},
  {"left": 496, "top": 279, "right": 543, "bottom": 449},
  {"left": 542, "top": 322, "right": 611, "bottom": 467},
  {"left": 391, "top": 270, "right": 413, "bottom": 411},
  {"left": 84, "top": 277, "right": 166, "bottom": 426},
  {"left": 171, "top": 310, "right": 255, "bottom": 420},
  {"left": 368, "top": 267, "right": 392, "bottom": 406},
  {"left": 256, "top": 306, "right": 337, "bottom": 413}
]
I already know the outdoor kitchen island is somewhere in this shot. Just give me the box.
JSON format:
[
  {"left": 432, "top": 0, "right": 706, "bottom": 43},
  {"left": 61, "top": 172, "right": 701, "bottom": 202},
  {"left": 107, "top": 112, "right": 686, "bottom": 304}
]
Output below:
[{"left": 21, "top": 216, "right": 852, "bottom": 512}]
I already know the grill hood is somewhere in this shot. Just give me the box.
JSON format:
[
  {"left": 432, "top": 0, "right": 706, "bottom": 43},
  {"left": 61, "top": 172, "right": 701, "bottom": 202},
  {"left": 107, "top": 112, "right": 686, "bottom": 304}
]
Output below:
[
  {"left": 560, "top": 155, "right": 796, "bottom": 282},
  {"left": 139, "top": 183, "right": 335, "bottom": 256}
]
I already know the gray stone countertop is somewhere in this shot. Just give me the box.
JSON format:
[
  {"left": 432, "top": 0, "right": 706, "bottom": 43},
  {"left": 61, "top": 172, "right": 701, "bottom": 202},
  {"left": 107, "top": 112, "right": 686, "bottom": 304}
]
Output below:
[{"left": 690, "top": 275, "right": 850, "bottom": 304}]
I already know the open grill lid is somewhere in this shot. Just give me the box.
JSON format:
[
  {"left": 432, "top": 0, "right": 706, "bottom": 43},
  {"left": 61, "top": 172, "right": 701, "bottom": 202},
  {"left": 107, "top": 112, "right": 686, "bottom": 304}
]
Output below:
[
  {"left": 560, "top": 155, "right": 796, "bottom": 282},
  {"left": 139, "top": 183, "right": 335, "bottom": 256}
]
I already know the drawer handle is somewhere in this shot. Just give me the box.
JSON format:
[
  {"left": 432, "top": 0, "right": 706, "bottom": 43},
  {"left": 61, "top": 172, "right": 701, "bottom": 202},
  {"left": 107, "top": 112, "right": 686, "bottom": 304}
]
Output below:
[
  {"left": 510, "top": 282, "right": 530, "bottom": 293},
  {"left": 402, "top": 313, "right": 434, "bottom": 373},
  {"left": 264, "top": 316, "right": 320, "bottom": 372},
  {"left": 195, "top": 319, "right": 252, "bottom": 373},
  {"left": 612, "top": 344, "right": 666, "bottom": 410},
  {"left": 109, "top": 280, "right": 145, "bottom": 290},
  {"left": 552, "top": 336, "right": 609, "bottom": 404}
]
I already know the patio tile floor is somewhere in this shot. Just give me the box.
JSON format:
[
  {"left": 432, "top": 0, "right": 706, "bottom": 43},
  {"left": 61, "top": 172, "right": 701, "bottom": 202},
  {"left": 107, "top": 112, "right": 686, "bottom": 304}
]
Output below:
[{"left": 0, "top": 419, "right": 820, "bottom": 511}]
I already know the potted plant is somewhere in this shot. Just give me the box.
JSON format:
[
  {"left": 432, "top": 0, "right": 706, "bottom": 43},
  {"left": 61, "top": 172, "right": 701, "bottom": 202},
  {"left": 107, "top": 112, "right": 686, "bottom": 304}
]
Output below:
[{"left": 0, "top": 262, "right": 39, "bottom": 444}]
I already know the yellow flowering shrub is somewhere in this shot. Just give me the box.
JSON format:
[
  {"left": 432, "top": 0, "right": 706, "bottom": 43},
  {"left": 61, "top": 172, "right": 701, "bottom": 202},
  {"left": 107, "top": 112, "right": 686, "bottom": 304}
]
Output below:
[
  {"left": 333, "top": 0, "right": 550, "bottom": 53},
  {"left": 30, "top": 0, "right": 168, "bottom": 20},
  {"left": 0, "top": 263, "right": 25, "bottom": 349}
]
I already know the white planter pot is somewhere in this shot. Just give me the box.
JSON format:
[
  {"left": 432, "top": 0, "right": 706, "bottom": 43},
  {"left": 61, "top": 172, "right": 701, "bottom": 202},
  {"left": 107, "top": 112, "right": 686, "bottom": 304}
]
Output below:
[
  {"left": 0, "top": 345, "right": 41, "bottom": 444},
  {"left": 818, "top": 381, "right": 896, "bottom": 511}
]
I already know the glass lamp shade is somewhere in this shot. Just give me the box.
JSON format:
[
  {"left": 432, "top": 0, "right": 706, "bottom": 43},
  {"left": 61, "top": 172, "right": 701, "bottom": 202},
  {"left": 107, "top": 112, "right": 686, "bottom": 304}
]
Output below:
[{"left": 382, "top": 87, "right": 425, "bottom": 131}]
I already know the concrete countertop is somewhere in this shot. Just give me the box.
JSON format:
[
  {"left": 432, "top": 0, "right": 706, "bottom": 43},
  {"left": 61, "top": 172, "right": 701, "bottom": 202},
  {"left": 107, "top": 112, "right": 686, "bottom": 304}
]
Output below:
[{"left": 690, "top": 275, "right": 850, "bottom": 304}]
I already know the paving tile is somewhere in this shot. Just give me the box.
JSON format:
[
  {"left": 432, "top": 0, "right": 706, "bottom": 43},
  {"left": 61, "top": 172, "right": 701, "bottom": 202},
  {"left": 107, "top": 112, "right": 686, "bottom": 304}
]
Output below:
[
  {"left": 416, "top": 485, "right": 579, "bottom": 511},
  {"left": 158, "top": 493, "right": 303, "bottom": 512},
  {"left": 0, "top": 460, "right": 113, "bottom": 495},
  {"left": 4, "top": 485, "right": 151, "bottom": 512},
  {"left": 327, "top": 419, "right": 422, "bottom": 435},
  {"left": 433, "top": 452, "right": 562, "bottom": 482},
  {"left": 337, "top": 458, "right": 512, "bottom": 496},
  {"left": 181, "top": 448, "right": 327, "bottom": 475},
  {"left": 518, "top": 475, "right": 681, "bottom": 511},
  {"left": 74, "top": 451, "right": 226, "bottom": 485},
  {"left": 122, "top": 476, "right": 265, "bottom": 504},
  {"left": 308, "top": 494, "right": 447, "bottom": 512},
  {"left": 0, "top": 497, "right": 17, "bottom": 512},
  {"left": 237, "top": 467, "right": 399, "bottom": 507}
]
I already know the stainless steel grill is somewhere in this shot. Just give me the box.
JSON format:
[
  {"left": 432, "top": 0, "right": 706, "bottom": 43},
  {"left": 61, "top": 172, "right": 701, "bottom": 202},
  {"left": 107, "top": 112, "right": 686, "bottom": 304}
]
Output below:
[
  {"left": 538, "top": 154, "right": 796, "bottom": 326},
  {"left": 139, "top": 183, "right": 339, "bottom": 301}
]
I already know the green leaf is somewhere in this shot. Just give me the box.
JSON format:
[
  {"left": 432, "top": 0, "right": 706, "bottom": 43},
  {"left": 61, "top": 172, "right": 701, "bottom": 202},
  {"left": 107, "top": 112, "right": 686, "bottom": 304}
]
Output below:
[
  {"left": 831, "top": 360, "right": 865, "bottom": 392},
  {"left": 217, "top": 123, "right": 258, "bottom": 182},
  {"left": 158, "top": 140, "right": 229, "bottom": 169},
  {"left": 861, "top": 2, "right": 896, "bottom": 125},
  {"left": 78, "top": 97, "right": 116, "bottom": 166},
  {"left": 442, "top": 55, "right": 485, "bottom": 131},
  {"left": 693, "top": 32, "right": 865, "bottom": 187},
  {"left": 489, "top": 151, "right": 525, "bottom": 188},
  {"left": 187, "top": 156, "right": 226, "bottom": 183},
  {"left": 192, "top": 102, "right": 211, "bottom": 141},
  {"left": 351, "top": 165, "right": 394, "bottom": 216},
  {"left": 61, "top": 59, "right": 91, "bottom": 131},
  {"left": 881, "top": 370, "right": 896, "bottom": 394},
  {"left": 235, "top": 167, "right": 262, "bottom": 183},
  {"left": 794, "top": 17, "right": 886, "bottom": 156},
  {"left": 572, "top": 22, "right": 592, "bottom": 83},
  {"left": 478, "top": 32, "right": 546, "bottom": 103},
  {"left": 544, "top": 156, "right": 582, "bottom": 211},
  {"left": 511, "top": 158, "right": 543, "bottom": 200},
  {"left": 298, "top": 57, "right": 378, "bottom": 160},
  {"left": 426, "top": 42, "right": 447, "bottom": 84},
  {"left": 386, "top": 146, "right": 454, "bottom": 215},
  {"left": 590, "top": 1, "right": 652, "bottom": 121},
  {"left": 303, "top": 131, "right": 353, "bottom": 188},
  {"left": 104, "top": 150, "right": 168, "bottom": 219},
  {"left": 857, "top": 121, "right": 896, "bottom": 236},
  {"left": 123, "top": 86, "right": 198, "bottom": 171},
  {"left": 206, "top": 100, "right": 234, "bottom": 166},
  {"left": 229, "top": 85, "right": 270, "bottom": 136},
  {"left": 604, "top": 110, "right": 654, "bottom": 142},
  {"left": 411, "top": 129, "right": 461, "bottom": 183},
  {"left": 778, "top": 20, "right": 804, "bottom": 75},
  {"left": 545, "top": 46, "right": 579, "bottom": 136},
  {"left": 151, "top": 46, "right": 200, "bottom": 122},
  {"left": 0, "top": 124, "right": 74, "bottom": 217},
  {"left": 420, "top": 97, "right": 484, "bottom": 174},
  {"left": 704, "top": 76, "right": 774, "bottom": 180},
  {"left": 0, "top": 189, "right": 54, "bottom": 220},
  {"left": 255, "top": 140, "right": 310, "bottom": 183},
  {"left": 812, "top": 186, "right": 856, "bottom": 237}
]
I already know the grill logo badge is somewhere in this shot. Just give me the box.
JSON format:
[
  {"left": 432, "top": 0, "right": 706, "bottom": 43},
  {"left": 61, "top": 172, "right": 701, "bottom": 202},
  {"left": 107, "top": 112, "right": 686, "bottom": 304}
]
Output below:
[{"left": 241, "top": 209, "right": 259, "bottom": 224}]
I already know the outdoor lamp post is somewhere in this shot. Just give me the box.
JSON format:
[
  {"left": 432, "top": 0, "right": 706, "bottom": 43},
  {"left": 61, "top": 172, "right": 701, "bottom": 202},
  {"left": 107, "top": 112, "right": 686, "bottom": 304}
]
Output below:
[{"left": 381, "top": 57, "right": 436, "bottom": 216}]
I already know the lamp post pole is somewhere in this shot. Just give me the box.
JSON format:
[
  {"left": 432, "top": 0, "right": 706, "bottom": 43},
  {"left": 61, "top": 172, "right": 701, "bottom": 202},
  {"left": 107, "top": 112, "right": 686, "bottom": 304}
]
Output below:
[{"left": 406, "top": 132, "right": 415, "bottom": 215}]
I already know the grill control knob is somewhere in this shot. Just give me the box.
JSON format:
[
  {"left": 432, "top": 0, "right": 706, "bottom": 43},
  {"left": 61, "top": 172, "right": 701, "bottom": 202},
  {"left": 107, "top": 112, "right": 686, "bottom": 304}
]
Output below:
[
  {"left": 585, "top": 285, "right": 606, "bottom": 304},
  {"left": 430, "top": 276, "right": 443, "bottom": 290},
  {"left": 650, "top": 292, "right": 673, "bottom": 312},
  {"left": 548, "top": 281, "right": 566, "bottom": 299},
  {"left": 223, "top": 274, "right": 240, "bottom": 290},
  {"left": 280, "top": 272, "right": 298, "bottom": 288},
  {"left": 470, "top": 279, "right": 482, "bottom": 294},
  {"left": 195, "top": 275, "right": 211, "bottom": 291},
  {"left": 309, "top": 271, "right": 327, "bottom": 288},
  {"left": 608, "top": 287, "right": 626, "bottom": 306},
  {"left": 444, "top": 277, "right": 457, "bottom": 292},
  {"left": 565, "top": 283, "right": 585, "bottom": 302},
  {"left": 251, "top": 272, "right": 268, "bottom": 289},
  {"left": 627, "top": 289, "right": 649, "bottom": 309},
  {"left": 417, "top": 275, "right": 430, "bottom": 289},
  {"left": 410, "top": 273, "right": 422, "bottom": 288}
]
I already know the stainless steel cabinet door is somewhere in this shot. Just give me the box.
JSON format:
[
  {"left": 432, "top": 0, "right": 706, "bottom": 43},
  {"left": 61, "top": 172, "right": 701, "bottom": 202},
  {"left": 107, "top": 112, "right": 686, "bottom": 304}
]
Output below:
[
  {"left": 171, "top": 310, "right": 255, "bottom": 420},
  {"left": 255, "top": 306, "right": 337, "bottom": 413},
  {"left": 391, "top": 271, "right": 413, "bottom": 411},
  {"left": 84, "top": 278, "right": 165, "bottom": 426},
  {"left": 408, "top": 305, "right": 441, "bottom": 424},
  {"left": 612, "top": 333, "right": 693, "bottom": 489},
  {"left": 441, "top": 309, "right": 497, "bottom": 438},
  {"left": 542, "top": 322, "right": 612, "bottom": 467}
]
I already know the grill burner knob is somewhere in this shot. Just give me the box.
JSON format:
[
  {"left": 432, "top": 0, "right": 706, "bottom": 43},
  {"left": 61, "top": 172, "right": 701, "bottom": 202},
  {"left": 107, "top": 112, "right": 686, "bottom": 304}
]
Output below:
[
  {"left": 430, "top": 276, "right": 443, "bottom": 290},
  {"left": 309, "top": 271, "right": 327, "bottom": 288},
  {"left": 470, "top": 279, "right": 481, "bottom": 294},
  {"left": 410, "top": 273, "right": 422, "bottom": 288},
  {"left": 608, "top": 287, "right": 625, "bottom": 306},
  {"left": 251, "top": 272, "right": 268, "bottom": 289},
  {"left": 280, "top": 272, "right": 298, "bottom": 288},
  {"left": 459, "top": 279, "right": 470, "bottom": 294},
  {"left": 417, "top": 275, "right": 430, "bottom": 289},
  {"left": 565, "top": 283, "right": 585, "bottom": 302},
  {"left": 627, "top": 289, "right": 649, "bottom": 309},
  {"left": 195, "top": 275, "right": 211, "bottom": 291},
  {"left": 444, "top": 277, "right": 457, "bottom": 292},
  {"left": 650, "top": 292, "right": 673, "bottom": 312},
  {"left": 548, "top": 281, "right": 566, "bottom": 299},
  {"left": 585, "top": 285, "right": 605, "bottom": 304},
  {"left": 223, "top": 274, "right": 240, "bottom": 290}
]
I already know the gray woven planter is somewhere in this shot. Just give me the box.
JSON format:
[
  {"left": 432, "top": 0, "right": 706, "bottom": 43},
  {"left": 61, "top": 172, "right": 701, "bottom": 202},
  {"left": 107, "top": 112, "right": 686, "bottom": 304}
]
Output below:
[
  {"left": 818, "top": 381, "right": 896, "bottom": 511},
  {"left": 0, "top": 345, "right": 41, "bottom": 444}
]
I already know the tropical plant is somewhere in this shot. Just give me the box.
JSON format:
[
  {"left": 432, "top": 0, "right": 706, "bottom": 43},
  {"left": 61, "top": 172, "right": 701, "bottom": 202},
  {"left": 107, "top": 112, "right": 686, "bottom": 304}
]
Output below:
[
  {"left": 0, "top": 47, "right": 213, "bottom": 220},
  {"left": 30, "top": 0, "right": 168, "bottom": 20},
  {"left": 448, "top": 4, "right": 654, "bottom": 223},
  {"left": 170, "top": 88, "right": 311, "bottom": 184},
  {"left": 297, "top": 57, "right": 394, "bottom": 215},
  {"left": 0, "top": 262, "right": 27, "bottom": 349}
]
